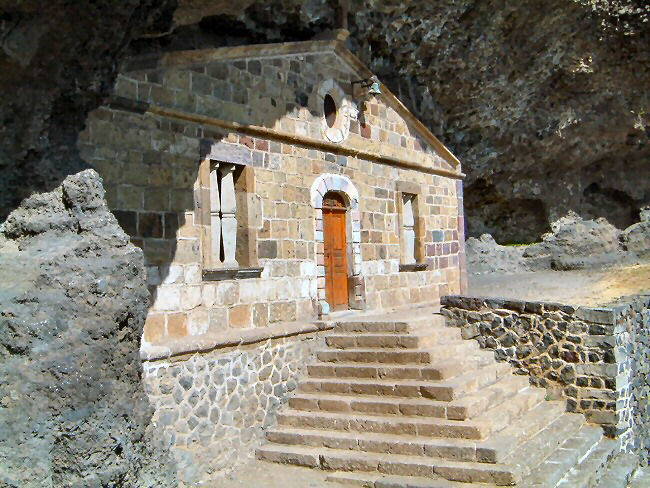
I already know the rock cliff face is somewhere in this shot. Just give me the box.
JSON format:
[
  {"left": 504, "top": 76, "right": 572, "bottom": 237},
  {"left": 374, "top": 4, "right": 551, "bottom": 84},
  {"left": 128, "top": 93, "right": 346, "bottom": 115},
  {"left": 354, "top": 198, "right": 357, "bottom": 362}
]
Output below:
[
  {"left": 0, "top": 0, "right": 177, "bottom": 221},
  {"left": 0, "top": 170, "right": 176, "bottom": 487}
]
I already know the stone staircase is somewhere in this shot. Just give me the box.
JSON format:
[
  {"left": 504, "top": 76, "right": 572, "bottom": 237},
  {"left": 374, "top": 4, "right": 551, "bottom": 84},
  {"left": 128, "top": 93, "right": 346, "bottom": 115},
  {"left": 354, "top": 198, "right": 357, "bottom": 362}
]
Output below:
[{"left": 256, "top": 307, "right": 629, "bottom": 487}]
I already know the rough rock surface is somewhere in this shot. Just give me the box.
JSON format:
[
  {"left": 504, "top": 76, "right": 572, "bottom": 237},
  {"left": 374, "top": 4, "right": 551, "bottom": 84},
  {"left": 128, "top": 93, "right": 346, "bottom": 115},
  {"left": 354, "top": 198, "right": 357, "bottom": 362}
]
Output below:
[
  {"left": 467, "top": 212, "right": 650, "bottom": 273},
  {"left": 623, "top": 207, "right": 650, "bottom": 256},
  {"left": 0, "top": 0, "right": 176, "bottom": 220},
  {"left": 466, "top": 234, "right": 527, "bottom": 274},
  {"left": 0, "top": 170, "right": 176, "bottom": 487}
]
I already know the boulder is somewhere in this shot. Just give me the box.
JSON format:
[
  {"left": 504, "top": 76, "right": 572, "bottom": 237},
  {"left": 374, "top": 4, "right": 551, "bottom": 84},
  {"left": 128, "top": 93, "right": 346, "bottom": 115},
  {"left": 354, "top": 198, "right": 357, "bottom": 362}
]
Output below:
[
  {"left": 0, "top": 170, "right": 176, "bottom": 487},
  {"left": 622, "top": 207, "right": 650, "bottom": 256}
]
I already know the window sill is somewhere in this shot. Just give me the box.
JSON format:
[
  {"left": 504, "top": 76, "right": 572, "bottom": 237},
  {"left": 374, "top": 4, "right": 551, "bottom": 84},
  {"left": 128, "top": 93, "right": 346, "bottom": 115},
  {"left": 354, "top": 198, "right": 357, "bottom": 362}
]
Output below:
[
  {"left": 202, "top": 267, "right": 264, "bottom": 281},
  {"left": 399, "top": 263, "right": 429, "bottom": 272}
]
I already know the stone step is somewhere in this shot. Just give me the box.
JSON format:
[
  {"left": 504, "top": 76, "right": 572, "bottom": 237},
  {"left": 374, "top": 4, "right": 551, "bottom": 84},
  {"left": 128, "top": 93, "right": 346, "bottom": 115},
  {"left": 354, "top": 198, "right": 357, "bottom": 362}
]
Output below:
[
  {"left": 474, "top": 386, "right": 547, "bottom": 435},
  {"left": 449, "top": 374, "right": 532, "bottom": 421},
  {"left": 306, "top": 354, "right": 493, "bottom": 381},
  {"left": 256, "top": 444, "right": 517, "bottom": 485},
  {"left": 298, "top": 362, "right": 512, "bottom": 401},
  {"left": 325, "top": 331, "right": 456, "bottom": 350},
  {"left": 514, "top": 422, "right": 604, "bottom": 486},
  {"left": 265, "top": 427, "right": 492, "bottom": 463},
  {"left": 325, "top": 471, "right": 484, "bottom": 487},
  {"left": 334, "top": 316, "right": 446, "bottom": 334},
  {"left": 593, "top": 452, "right": 638, "bottom": 488},
  {"left": 476, "top": 400, "right": 568, "bottom": 463},
  {"left": 275, "top": 408, "right": 490, "bottom": 440},
  {"left": 316, "top": 341, "right": 481, "bottom": 365},
  {"left": 555, "top": 437, "right": 619, "bottom": 488},
  {"left": 288, "top": 391, "right": 456, "bottom": 418},
  {"left": 289, "top": 376, "right": 535, "bottom": 423}
]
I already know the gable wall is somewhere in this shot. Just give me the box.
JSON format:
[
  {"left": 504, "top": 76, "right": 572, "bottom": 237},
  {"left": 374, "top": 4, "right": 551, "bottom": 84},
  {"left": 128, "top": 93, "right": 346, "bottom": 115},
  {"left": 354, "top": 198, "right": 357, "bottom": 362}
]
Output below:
[{"left": 114, "top": 51, "right": 456, "bottom": 172}]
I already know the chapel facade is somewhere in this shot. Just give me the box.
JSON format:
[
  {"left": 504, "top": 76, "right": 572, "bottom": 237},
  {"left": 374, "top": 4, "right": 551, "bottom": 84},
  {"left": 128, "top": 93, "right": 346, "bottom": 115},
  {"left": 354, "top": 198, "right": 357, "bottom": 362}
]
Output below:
[{"left": 79, "top": 33, "right": 467, "bottom": 481}]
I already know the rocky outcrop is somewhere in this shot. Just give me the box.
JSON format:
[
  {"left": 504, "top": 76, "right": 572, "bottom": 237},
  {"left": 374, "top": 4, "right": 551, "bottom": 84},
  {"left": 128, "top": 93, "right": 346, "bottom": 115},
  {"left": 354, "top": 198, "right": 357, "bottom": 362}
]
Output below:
[
  {"left": 623, "top": 207, "right": 650, "bottom": 256},
  {"left": 467, "top": 212, "right": 650, "bottom": 273},
  {"left": 466, "top": 234, "right": 527, "bottom": 274},
  {"left": 0, "top": 170, "right": 176, "bottom": 487}
]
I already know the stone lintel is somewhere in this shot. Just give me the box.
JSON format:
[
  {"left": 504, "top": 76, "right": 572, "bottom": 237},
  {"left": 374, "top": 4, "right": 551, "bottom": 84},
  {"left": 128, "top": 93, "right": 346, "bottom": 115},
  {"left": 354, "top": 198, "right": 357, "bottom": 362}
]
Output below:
[
  {"left": 399, "top": 262, "right": 428, "bottom": 272},
  {"left": 395, "top": 180, "right": 422, "bottom": 195},
  {"left": 201, "top": 139, "right": 253, "bottom": 165},
  {"left": 202, "top": 267, "right": 263, "bottom": 281},
  {"left": 141, "top": 320, "right": 334, "bottom": 361}
]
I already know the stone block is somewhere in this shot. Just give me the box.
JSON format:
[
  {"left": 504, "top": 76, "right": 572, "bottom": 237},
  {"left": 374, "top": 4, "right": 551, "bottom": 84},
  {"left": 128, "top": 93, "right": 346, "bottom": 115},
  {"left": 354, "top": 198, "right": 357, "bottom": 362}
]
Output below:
[
  {"left": 230, "top": 304, "right": 252, "bottom": 328},
  {"left": 167, "top": 313, "right": 188, "bottom": 338},
  {"left": 188, "top": 308, "right": 209, "bottom": 335},
  {"left": 153, "top": 286, "right": 181, "bottom": 311},
  {"left": 253, "top": 303, "right": 269, "bottom": 327},
  {"left": 144, "top": 313, "right": 165, "bottom": 344},
  {"left": 138, "top": 212, "right": 163, "bottom": 238},
  {"left": 576, "top": 307, "right": 615, "bottom": 325},
  {"left": 270, "top": 302, "right": 297, "bottom": 323}
]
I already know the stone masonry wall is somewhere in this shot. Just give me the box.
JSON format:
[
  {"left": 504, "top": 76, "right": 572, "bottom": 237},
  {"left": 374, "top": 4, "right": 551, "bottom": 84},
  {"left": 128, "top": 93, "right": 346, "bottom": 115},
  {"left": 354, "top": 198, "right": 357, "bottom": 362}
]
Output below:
[
  {"left": 142, "top": 332, "right": 324, "bottom": 485},
  {"left": 440, "top": 293, "right": 650, "bottom": 464},
  {"left": 79, "top": 48, "right": 464, "bottom": 344},
  {"left": 611, "top": 295, "right": 650, "bottom": 464}
]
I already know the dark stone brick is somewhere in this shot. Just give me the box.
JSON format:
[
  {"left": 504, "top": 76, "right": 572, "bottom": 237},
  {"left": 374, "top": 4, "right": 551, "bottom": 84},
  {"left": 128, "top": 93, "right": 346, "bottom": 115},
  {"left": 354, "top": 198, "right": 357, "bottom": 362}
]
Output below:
[
  {"left": 113, "top": 210, "right": 137, "bottom": 236},
  {"left": 143, "top": 150, "right": 161, "bottom": 165},
  {"left": 138, "top": 212, "right": 163, "bottom": 238},
  {"left": 164, "top": 212, "right": 179, "bottom": 239},
  {"left": 295, "top": 92, "right": 308, "bottom": 107},
  {"left": 360, "top": 122, "right": 371, "bottom": 138},
  {"left": 432, "top": 230, "right": 444, "bottom": 242},
  {"left": 248, "top": 60, "right": 262, "bottom": 76},
  {"left": 258, "top": 240, "right": 277, "bottom": 259}
]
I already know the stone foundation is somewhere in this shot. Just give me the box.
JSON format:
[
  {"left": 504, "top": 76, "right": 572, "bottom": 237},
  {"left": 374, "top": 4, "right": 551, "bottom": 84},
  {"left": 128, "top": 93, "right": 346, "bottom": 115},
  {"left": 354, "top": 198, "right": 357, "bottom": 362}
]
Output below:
[
  {"left": 142, "top": 331, "right": 324, "bottom": 484},
  {"left": 441, "top": 293, "right": 650, "bottom": 464}
]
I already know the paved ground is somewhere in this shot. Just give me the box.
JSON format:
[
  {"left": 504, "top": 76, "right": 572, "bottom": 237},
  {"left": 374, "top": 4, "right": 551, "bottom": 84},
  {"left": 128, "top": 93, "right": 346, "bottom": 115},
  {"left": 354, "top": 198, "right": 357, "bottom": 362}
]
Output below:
[
  {"left": 468, "top": 263, "right": 650, "bottom": 306},
  {"left": 214, "top": 459, "right": 345, "bottom": 487}
]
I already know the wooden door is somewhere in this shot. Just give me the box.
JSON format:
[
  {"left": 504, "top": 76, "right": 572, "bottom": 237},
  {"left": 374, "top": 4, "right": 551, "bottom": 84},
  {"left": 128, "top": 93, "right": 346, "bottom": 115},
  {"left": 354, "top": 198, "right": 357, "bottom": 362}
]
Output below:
[{"left": 323, "top": 194, "right": 349, "bottom": 311}]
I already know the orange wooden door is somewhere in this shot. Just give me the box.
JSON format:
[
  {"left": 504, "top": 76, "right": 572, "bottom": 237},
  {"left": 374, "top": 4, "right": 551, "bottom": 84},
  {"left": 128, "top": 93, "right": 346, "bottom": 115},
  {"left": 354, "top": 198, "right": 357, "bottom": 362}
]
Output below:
[{"left": 323, "top": 207, "right": 349, "bottom": 311}]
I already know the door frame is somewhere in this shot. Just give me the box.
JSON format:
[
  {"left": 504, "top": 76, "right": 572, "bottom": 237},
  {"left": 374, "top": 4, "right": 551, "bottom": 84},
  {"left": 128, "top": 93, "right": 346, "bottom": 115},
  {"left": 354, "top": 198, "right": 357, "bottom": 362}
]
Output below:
[
  {"left": 322, "top": 193, "right": 350, "bottom": 311},
  {"left": 310, "top": 174, "right": 365, "bottom": 316}
]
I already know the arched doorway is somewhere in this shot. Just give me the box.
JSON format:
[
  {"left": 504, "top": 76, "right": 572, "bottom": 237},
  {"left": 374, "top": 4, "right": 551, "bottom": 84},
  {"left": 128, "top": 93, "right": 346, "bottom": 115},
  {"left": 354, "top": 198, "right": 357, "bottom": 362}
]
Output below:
[{"left": 322, "top": 192, "right": 349, "bottom": 311}]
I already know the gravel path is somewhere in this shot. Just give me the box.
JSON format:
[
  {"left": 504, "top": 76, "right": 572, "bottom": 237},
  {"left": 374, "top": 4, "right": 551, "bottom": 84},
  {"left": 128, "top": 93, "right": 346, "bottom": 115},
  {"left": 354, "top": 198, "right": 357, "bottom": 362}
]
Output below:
[{"left": 468, "top": 263, "right": 650, "bottom": 306}]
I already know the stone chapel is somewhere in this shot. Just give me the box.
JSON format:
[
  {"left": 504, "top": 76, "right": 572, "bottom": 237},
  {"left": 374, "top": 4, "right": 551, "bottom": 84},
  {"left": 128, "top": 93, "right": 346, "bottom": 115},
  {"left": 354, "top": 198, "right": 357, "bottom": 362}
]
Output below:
[{"left": 79, "top": 32, "right": 467, "bottom": 482}]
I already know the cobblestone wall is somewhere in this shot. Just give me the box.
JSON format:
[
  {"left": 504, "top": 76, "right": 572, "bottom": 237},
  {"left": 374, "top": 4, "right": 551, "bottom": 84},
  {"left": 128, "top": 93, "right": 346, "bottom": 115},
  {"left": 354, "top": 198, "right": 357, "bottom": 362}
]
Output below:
[
  {"left": 441, "top": 293, "right": 650, "bottom": 462},
  {"left": 611, "top": 295, "right": 650, "bottom": 464},
  {"left": 142, "top": 333, "right": 324, "bottom": 485}
]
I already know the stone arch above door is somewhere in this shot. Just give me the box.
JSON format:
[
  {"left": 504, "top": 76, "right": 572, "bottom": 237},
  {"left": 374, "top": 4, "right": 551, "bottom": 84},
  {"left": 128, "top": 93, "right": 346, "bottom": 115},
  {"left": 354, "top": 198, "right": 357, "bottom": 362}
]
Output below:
[{"left": 310, "top": 174, "right": 364, "bottom": 315}]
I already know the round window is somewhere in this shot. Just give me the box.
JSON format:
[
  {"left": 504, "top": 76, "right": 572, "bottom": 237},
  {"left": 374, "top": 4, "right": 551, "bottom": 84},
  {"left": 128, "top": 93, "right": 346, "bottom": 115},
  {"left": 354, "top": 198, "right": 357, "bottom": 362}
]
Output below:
[
  {"left": 318, "top": 79, "right": 351, "bottom": 144},
  {"left": 324, "top": 94, "right": 337, "bottom": 128}
]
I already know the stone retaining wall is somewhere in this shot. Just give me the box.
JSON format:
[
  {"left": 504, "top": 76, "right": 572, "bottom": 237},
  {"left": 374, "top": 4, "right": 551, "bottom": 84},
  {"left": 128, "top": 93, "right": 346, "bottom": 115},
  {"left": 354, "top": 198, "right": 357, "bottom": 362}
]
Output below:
[
  {"left": 440, "top": 293, "right": 650, "bottom": 463},
  {"left": 142, "top": 331, "right": 324, "bottom": 485}
]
